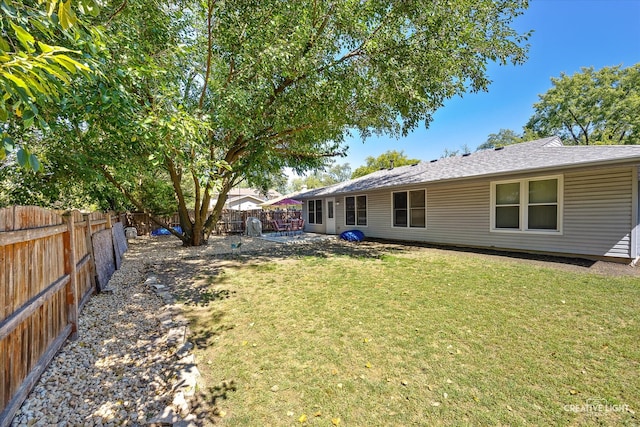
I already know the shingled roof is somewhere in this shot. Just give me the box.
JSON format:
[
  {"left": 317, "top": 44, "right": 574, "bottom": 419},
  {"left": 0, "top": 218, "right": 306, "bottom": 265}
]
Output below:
[{"left": 297, "top": 137, "right": 640, "bottom": 198}]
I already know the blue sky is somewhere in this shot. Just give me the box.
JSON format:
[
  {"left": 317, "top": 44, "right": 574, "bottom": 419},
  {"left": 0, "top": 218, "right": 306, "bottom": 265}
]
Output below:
[{"left": 341, "top": 0, "right": 640, "bottom": 169}]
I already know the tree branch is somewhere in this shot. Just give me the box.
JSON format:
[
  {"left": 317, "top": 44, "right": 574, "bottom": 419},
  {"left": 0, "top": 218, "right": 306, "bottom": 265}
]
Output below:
[
  {"left": 165, "top": 156, "right": 193, "bottom": 238},
  {"left": 562, "top": 120, "right": 581, "bottom": 145},
  {"left": 567, "top": 108, "right": 591, "bottom": 145},
  {"left": 199, "top": 0, "right": 216, "bottom": 109},
  {"left": 99, "top": 165, "right": 185, "bottom": 241},
  {"left": 302, "top": 2, "right": 335, "bottom": 57},
  {"left": 259, "top": 124, "right": 314, "bottom": 141},
  {"left": 106, "top": 0, "right": 128, "bottom": 26}
]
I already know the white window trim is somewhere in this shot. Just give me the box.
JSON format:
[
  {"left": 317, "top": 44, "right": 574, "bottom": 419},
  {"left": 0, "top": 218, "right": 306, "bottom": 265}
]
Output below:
[
  {"left": 490, "top": 175, "right": 564, "bottom": 235},
  {"left": 391, "top": 188, "right": 427, "bottom": 229},
  {"left": 344, "top": 195, "right": 368, "bottom": 227}
]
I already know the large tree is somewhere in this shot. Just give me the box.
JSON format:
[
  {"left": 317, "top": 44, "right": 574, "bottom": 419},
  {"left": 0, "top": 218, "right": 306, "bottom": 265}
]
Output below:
[
  {"left": 290, "top": 161, "right": 352, "bottom": 191},
  {"left": 25, "top": 0, "right": 530, "bottom": 246},
  {"left": 352, "top": 150, "right": 421, "bottom": 178},
  {"left": 476, "top": 128, "right": 523, "bottom": 150},
  {"left": 525, "top": 64, "right": 640, "bottom": 145}
]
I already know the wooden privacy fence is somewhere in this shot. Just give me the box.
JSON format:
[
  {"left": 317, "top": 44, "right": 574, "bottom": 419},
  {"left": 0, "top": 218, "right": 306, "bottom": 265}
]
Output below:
[
  {"left": 126, "top": 209, "right": 302, "bottom": 235},
  {"left": 0, "top": 206, "right": 127, "bottom": 426}
]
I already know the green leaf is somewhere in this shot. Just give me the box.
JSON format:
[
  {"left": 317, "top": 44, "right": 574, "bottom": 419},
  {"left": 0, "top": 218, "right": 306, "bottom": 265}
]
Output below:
[
  {"left": 58, "top": 0, "right": 78, "bottom": 30},
  {"left": 0, "top": 36, "right": 10, "bottom": 52},
  {"left": 38, "top": 41, "right": 64, "bottom": 54},
  {"left": 78, "top": 0, "right": 101, "bottom": 17},
  {"left": 1, "top": 137, "right": 11, "bottom": 153},
  {"left": 16, "top": 148, "right": 28, "bottom": 167},
  {"left": 3, "top": 73, "right": 35, "bottom": 98},
  {"left": 58, "top": 54, "right": 90, "bottom": 72},
  {"left": 10, "top": 23, "right": 35, "bottom": 52},
  {"left": 23, "top": 109, "right": 35, "bottom": 121},
  {"left": 29, "top": 153, "right": 41, "bottom": 172},
  {"left": 52, "top": 54, "right": 80, "bottom": 72},
  {"left": 45, "top": 0, "right": 58, "bottom": 16}
]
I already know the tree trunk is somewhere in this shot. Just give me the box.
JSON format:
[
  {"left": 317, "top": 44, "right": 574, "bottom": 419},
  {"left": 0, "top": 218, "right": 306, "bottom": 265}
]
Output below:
[{"left": 175, "top": 193, "right": 208, "bottom": 247}]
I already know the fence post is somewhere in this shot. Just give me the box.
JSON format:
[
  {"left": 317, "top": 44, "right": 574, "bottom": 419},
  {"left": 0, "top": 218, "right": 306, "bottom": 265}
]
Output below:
[
  {"left": 106, "top": 211, "right": 113, "bottom": 229},
  {"left": 63, "top": 212, "right": 78, "bottom": 340},
  {"left": 83, "top": 213, "right": 98, "bottom": 293}
]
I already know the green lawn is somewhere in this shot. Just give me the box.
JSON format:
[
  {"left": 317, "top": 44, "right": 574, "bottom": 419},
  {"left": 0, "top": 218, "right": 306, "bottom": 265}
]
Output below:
[{"left": 185, "top": 246, "right": 640, "bottom": 426}]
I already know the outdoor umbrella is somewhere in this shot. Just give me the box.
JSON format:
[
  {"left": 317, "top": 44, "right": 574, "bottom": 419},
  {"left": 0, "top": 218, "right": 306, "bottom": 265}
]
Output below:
[
  {"left": 261, "top": 198, "right": 303, "bottom": 209},
  {"left": 272, "top": 198, "right": 303, "bottom": 207}
]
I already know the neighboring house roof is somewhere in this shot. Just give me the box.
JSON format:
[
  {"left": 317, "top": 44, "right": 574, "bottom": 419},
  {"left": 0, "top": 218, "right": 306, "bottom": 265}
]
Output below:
[
  {"left": 210, "top": 188, "right": 283, "bottom": 208},
  {"left": 228, "top": 188, "right": 282, "bottom": 199},
  {"left": 226, "top": 194, "right": 267, "bottom": 206},
  {"left": 296, "top": 137, "right": 640, "bottom": 198}
]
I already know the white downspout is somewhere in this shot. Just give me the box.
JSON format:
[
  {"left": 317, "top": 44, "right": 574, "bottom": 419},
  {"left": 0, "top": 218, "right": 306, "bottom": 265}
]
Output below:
[{"left": 631, "top": 166, "right": 639, "bottom": 265}]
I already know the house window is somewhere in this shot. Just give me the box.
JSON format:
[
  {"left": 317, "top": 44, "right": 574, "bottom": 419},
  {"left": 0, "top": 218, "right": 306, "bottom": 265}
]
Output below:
[
  {"left": 528, "top": 179, "right": 558, "bottom": 230},
  {"left": 491, "top": 176, "right": 562, "bottom": 233},
  {"left": 345, "top": 195, "right": 367, "bottom": 226},
  {"left": 308, "top": 200, "right": 315, "bottom": 224},
  {"left": 308, "top": 200, "right": 323, "bottom": 224},
  {"left": 315, "top": 199, "right": 323, "bottom": 224},
  {"left": 393, "top": 189, "right": 426, "bottom": 228},
  {"left": 495, "top": 182, "right": 520, "bottom": 229}
]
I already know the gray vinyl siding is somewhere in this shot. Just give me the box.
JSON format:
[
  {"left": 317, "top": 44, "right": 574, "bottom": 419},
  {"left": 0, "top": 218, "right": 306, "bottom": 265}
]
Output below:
[
  {"left": 562, "top": 169, "right": 632, "bottom": 258},
  {"left": 324, "top": 165, "right": 635, "bottom": 259}
]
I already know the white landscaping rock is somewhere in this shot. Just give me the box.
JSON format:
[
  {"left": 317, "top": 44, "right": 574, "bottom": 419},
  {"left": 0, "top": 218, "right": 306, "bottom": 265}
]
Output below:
[{"left": 11, "top": 242, "right": 185, "bottom": 426}]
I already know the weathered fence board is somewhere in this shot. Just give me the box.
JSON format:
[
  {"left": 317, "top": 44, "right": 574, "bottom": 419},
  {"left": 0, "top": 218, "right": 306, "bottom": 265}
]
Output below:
[
  {"left": 92, "top": 229, "right": 116, "bottom": 292},
  {"left": 0, "top": 207, "right": 126, "bottom": 427},
  {"left": 112, "top": 222, "right": 128, "bottom": 270}
]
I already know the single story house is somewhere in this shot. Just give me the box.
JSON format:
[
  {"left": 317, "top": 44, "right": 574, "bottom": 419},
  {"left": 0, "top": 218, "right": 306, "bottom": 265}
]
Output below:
[{"left": 295, "top": 137, "right": 640, "bottom": 263}]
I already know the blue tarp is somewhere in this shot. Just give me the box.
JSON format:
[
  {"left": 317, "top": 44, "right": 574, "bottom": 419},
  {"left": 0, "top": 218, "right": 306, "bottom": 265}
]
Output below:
[
  {"left": 151, "top": 226, "right": 183, "bottom": 236},
  {"left": 340, "top": 230, "right": 365, "bottom": 242}
]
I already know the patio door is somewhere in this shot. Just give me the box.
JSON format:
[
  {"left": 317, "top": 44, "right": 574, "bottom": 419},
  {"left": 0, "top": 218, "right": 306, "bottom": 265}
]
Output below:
[{"left": 326, "top": 198, "right": 336, "bottom": 234}]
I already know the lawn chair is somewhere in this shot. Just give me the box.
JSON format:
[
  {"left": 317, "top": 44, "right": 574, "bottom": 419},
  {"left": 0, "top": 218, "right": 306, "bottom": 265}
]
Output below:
[
  {"left": 289, "top": 219, "right": 299, "bottom": 235},
  {"left": 290, "top": 219, "right": 304, "bottom": 235},
  {"left": 271, "top": 220, "right": 289, "bottom": 236}
]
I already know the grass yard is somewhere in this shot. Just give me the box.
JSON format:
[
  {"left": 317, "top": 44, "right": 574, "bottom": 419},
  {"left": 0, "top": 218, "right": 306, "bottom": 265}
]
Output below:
[{"left": 184, "top": 246, "right": 640, "bottom": 426}]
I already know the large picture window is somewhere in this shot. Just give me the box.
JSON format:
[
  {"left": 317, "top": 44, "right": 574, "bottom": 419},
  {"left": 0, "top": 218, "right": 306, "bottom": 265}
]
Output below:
[
  {"left": 491, "top": 176, "right": 562, "bottom": 233},
  {"left": 393, "top": 189, "right": 426, "bottom": 228},
  {"left": 308, "top": 200, "right": 323, "bottom": 224},
  {"left": 345, "top": 195, "right": 367, "bottom": 226}
]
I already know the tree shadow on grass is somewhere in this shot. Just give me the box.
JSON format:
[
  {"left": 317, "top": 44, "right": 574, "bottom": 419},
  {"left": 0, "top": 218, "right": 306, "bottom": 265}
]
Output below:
[
  {"left": 186, "top": 310, "right": 235, "bottom": 350},
  {"left": 190, "top": 380, "right": 238, "bottom": 424},
  {"left": 189, "top": 323, "right": 235, "bottom": 350},
  {"left": 175, "top": 286, "right": 236, "bottom": 307}
]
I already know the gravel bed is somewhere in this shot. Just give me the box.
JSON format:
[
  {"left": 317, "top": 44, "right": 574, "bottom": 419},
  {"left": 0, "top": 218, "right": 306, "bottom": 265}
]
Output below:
[{"left": 11, "top": 241, "right": 176, "bottom": 426}]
